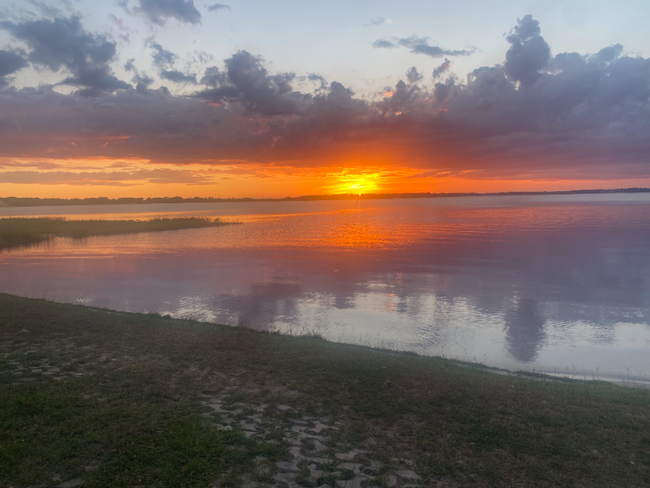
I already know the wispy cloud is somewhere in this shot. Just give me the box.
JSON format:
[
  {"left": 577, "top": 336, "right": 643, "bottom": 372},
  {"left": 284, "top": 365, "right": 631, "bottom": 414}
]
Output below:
[
  {"left": 372, "top": 35, "right": 475, "bottom": 58},
  {"left": 127, "top": 0, "right": 202, "bottom": 26},
  {"left": 364, "top": 16, "right": 393, "bottom": 26},
  {"left": 206, "top": 3, "right": 230, "bottom": 12}
]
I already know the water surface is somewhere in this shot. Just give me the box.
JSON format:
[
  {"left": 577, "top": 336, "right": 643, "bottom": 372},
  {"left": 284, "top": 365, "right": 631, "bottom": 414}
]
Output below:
[{"left": 2, "top": 194, "right": 649, "bottom": 382}]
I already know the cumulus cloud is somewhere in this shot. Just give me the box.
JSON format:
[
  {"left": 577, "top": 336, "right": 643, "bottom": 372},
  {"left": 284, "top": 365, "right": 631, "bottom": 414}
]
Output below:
[
  {"left": 196, "top": 50, "right": 302, "bottom": 116},
  {"left": 380, "top": 78, "right": 420, "bottom": 114},
  {"left": 206, "top": 3, "right": 230, "bottom": 12},
  {"left": 432, "top": 58, "right": 451, "bottom": 79},
  {"left": 200, "top": 66, "right": 225, "bottom": 86},
  {"left": 134, "top": 0, "right": 201, "bottom": 25},
  {"left": 0, "top": 16, "right": 129, "bottom": 96},
  {"left": 433, "top": 78, "right": 454, "bottom": 101},
  {"left": 594, "top": 43, "right": 623, "bottom": 63},
  {"left": 373, "top": 36, "right": 475, "bottom": 58},
  {"left": 405, "top": 67, "right": 423, "bottom": 84},
  {"left": 504, "top": 14, "right": 550, "bottom": 85}
]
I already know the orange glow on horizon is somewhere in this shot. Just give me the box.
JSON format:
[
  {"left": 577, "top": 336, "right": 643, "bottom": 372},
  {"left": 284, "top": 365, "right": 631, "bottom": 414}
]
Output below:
[{"left": 2, "top": 157, "right": 650, "bottom": 200}]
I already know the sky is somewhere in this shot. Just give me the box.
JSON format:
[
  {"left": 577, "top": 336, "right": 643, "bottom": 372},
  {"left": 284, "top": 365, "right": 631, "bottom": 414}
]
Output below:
[{"left": 0, "top": 0, "right": 649, "bottom": 198}]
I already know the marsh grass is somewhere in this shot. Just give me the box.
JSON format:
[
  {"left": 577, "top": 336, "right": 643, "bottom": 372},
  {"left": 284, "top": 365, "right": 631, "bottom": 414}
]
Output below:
[
  {"left": 1, "top": 293, "right": 649, "bottom": 487},
  {"left": 0, "top": 217, "right": 237, "bottom": 250}
]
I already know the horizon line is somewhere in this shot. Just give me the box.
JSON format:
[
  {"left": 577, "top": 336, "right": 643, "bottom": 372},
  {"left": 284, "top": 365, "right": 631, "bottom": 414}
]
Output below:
[{"left": 1, "top": 188, "right": 650, "bottom": 206}]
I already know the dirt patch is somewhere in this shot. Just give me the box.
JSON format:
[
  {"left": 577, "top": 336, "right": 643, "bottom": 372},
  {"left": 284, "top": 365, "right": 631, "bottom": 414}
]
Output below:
[{"left": 204, "top": 385, "right": 428, "bottom": 488}]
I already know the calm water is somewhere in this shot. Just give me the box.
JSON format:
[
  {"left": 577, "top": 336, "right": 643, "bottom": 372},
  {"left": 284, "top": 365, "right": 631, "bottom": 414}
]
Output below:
[{"left": 2, "top": 194, "right": 650, "bottom": 382}]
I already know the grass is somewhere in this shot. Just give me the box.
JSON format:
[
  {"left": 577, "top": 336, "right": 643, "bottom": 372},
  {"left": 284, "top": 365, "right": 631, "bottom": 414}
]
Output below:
[
  {"left": 0, "top": 217, "right": 237, "bottom": 251},
  {"left": 1, "top": 293, "right": 649, "bottom": 487}
]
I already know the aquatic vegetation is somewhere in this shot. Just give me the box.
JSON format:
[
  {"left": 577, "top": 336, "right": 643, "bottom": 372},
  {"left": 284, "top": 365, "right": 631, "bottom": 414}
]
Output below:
[{"left": 0, "top": 217, "right": 237, "bottom": 250}]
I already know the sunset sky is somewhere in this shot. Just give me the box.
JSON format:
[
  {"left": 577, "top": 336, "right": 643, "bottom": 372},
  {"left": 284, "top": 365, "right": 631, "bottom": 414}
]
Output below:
[{"left": 0, "top": 0, "right": 649, "bottom": 198}]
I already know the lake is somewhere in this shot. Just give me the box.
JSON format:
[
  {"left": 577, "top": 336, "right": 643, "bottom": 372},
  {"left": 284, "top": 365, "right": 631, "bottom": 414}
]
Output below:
[{"left": 1, "top": 194, "right": 649, "bottom": 383}]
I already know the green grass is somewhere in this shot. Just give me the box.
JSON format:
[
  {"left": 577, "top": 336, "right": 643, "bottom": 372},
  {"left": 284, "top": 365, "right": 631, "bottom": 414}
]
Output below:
[
  {"left": 1, "top": 293, "right": 649, "bottom": 487},
  {"left": 2, "top": 379, "right": 239, "bottom": 487},
  {"left": 0, "top": 217, "right": 237, "bottom": 250}
]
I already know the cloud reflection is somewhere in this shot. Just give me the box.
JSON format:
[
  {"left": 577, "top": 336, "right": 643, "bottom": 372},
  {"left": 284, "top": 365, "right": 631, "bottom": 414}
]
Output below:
[
  {"left": 0, "top": 197, "right": 649, "bottom": 374},
  {"left": 504, "top": 298, "right": 546, "bottom": 362}
]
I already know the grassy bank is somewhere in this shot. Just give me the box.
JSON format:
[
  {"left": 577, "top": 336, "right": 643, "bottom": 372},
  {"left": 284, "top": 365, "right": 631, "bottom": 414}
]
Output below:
[
  {"left": 1, "top": 294, "right": 649, "bottom": 487},
  {"left": 0, "top": 217, "right": 236, "bottom": 250}
]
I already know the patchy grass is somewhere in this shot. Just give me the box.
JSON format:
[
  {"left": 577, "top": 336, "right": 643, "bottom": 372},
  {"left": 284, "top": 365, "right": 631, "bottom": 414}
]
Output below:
[
  {"left": 0, "top": 217, "right": 237, "bottom": 250},
  {"left": 1, "top": 293, "right": 649, "bottom": 487},
  {"left": 2, "top": 379, "right": 242, "bottom": 487}
]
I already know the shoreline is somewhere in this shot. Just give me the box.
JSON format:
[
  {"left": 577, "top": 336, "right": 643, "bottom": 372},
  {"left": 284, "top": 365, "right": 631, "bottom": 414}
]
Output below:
[{"left": 2, "top": 293, "right": 649, "bottom": 487}]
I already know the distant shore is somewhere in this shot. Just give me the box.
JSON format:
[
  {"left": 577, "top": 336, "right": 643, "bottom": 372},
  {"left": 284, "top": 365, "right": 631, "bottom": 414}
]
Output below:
[
  {"left": 1, "top": 187, "right": 649, "bottom": 207},
  {"left": 1, "top": 293, "right": 649, "bottom": 487},
  {"left": 0, "top": 217, "right": 237, "bottom": 251}
]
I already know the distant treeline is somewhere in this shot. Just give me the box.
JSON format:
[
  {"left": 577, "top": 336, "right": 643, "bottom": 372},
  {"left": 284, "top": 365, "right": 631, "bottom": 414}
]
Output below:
[{"left": 1, "top": 188, "right": 649, "bottom": 207}]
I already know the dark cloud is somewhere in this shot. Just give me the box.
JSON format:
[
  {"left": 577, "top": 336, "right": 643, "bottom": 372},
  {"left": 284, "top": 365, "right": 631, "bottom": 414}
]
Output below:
[
  {"left": 373, "top": 36, "right": 474, "bottom": 58},
  {"left": 124, "top": 59, "right": 136, "bottom": 72},
  {"left": 200, "top": 66, "right": 225, "bottom": 86},
  {"left": 504, "top": 14, "right": 550, "bottom": 85},
  {"left": 135, "top": 0, "right": 201, "bottom": 25},
  {"left": 405, "top": 67, "right": 422, "bottom": 84},
  {"left": 0, "top": 50, "right": 27, "bottom": 87},
  {"left": 432, "top": 58, "right": 451, "bottom": 80},
  {"left": 433, "top": 78, "right": 454, "bottom": 102},
  {"left": 146, "top": 42, "right": 197, "bottom": 85},
  {"left": 124, "top": 58, "right": 154, "bottom": 93},
  {"left": 63, "top": 67, "right": 131, "bottom": 97},
  {"left": 0, "top": 85, "right": 249, "bottom": 164},
  {"left": 307, "top": 73, "right": 328, "bottom": 90},
  {"left": 160, "top": 69, "right": 196, "bottom": 84},
  {"left": 206, "top": 3, "right": 230, "bottom": 12},
  {"left": 1, "top": 17, "right": 113, "bottom": 72},
  {"left": 381, "top": 79, "right": 420, "bottom": 114},
  {"left": 149, "top": 41, "right": 176, "bottom": 67},
  {"left": 196, "top": 50, "right": 302, "bottom": 116},
  {"left": 0, "top": 16, "right": 129, "bottom": 96}
]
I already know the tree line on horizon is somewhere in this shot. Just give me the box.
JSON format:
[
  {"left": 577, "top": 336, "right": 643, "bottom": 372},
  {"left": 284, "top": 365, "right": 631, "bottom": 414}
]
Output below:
[{"left": 1, "top": 188, "right": 649, "bottom": 207}]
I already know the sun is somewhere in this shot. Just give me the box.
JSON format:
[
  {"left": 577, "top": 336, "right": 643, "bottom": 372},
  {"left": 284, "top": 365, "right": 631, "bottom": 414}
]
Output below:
[{"left": 331, "top": 171, "right": 382, "bottom": 194}]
